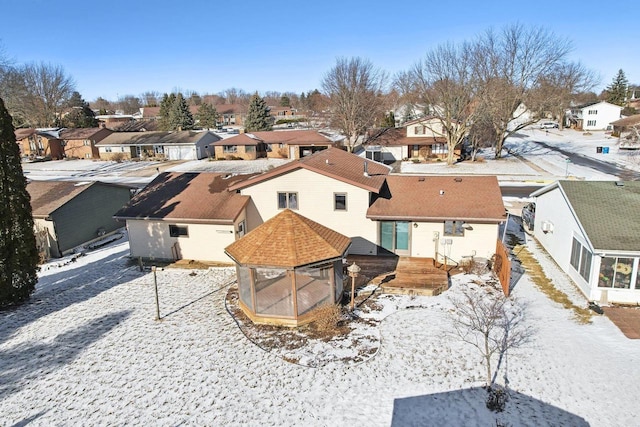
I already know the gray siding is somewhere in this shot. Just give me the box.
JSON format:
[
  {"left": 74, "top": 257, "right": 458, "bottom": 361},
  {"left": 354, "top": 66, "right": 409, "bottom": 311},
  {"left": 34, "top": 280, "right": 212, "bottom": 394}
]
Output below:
[{"left": 50, "top": 184, "right": 131, "bottom": 255}]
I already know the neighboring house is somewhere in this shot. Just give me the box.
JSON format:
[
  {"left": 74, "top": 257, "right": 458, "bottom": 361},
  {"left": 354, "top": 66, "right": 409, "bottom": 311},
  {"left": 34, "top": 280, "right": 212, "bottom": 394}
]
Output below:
[
  {"left": 508, "top": 102, "right": 535, "bottom": 129},
  {"left": 15, "top": 128, "right": 65, "bottom": 160},
  {"left": 365, "top": 117, "right": 462, "bottom": 163},
  {"left": 27, "top": 180, "right": 132, "bottom": 258},
  {"left": 230, "top": 148, "right": 505, "bottom": 261},
  {"left": 59, "top": 127, "right": 113, "bottom": 159},
  {"left": 216, "top": 104, "right": 246, "bottom": 127},
  {"left": 96, "top": 131, "right": 220, "bottom": 160},
  {"left": 95, "top": 114, "right": 135, "bottom": 129},
  {"left": 566, "top": 101, "right": 622, "bottom": 131},
  {"left": 211, "top": 133, "right": 268, "bottom": 160},
  {"left": 269, "top": 106, "right": 307, "bottom": 122},
  {"left": 530, "top": 180, "right": 640, "bottom": 304},
  {"left": 114, "top": 172, "right": 253, "bottom": 263},
  {"left": 212, "top": 130, "right": 338, "bottom": 160},
  {"left": 610, "top": 114, "right": 640, "bottom": 149}
]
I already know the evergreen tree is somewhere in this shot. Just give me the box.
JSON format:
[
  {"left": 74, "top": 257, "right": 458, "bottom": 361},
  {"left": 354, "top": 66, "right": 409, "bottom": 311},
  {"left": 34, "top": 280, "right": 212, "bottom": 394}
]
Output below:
[
  {"left": 195, "top": 103, "right": 218, "bottom": 129},
  {"left": 63, "top": 91, "right": 97, "bottom": 128},
  {"left": 158, "top": 93, "right": 175, "bottom": 131},
  {"left": 605, "top": 69, "right": 629, "bottom": 106},
  {"left": 168, "top": 93, "right": 194, "bottom": 131},
  {"left": 0, "top": 97, "right": 39, "bottom": 307},
  {"left": 279, "top": 95, "right": 291, "bottom": 107},
  {"left": 381, "top": 111, "right": 395, "bottom": 128},
  {"left": 244, "top": 93, "right": 272, "bottom": 132}
]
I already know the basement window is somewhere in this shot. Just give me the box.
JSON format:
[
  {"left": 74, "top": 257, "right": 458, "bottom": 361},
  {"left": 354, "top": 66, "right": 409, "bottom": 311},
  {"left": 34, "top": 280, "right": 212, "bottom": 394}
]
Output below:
[{"left": 169, "top": 225, "right": 189, "bottom": 237}]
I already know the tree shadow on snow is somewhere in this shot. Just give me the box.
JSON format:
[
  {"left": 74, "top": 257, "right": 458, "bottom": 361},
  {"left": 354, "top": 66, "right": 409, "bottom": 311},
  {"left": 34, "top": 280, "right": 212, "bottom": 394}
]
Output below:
[
  {"left": 391, "top": 387, "right": 589, "bottom": 427},
  {"left": 0, "top": 247, "right": 142, "bottom": 345},
  {"left": 0, "top": 310, "right": 131, "bottom": 400}
]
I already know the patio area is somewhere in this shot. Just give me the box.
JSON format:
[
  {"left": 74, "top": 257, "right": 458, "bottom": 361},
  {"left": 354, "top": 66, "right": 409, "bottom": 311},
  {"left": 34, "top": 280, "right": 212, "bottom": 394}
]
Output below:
[{"left": 345, "top": 255, "right": 450, "bottom": 297}]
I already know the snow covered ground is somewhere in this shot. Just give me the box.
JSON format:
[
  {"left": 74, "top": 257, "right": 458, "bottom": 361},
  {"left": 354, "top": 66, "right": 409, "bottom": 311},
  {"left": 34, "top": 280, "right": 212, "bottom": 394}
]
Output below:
[
  {"left": 1, "top": 233, "right": 639, "bottom": 426},
  {"left": 402, "top": 127, "right": 640, "bottom": 181}
]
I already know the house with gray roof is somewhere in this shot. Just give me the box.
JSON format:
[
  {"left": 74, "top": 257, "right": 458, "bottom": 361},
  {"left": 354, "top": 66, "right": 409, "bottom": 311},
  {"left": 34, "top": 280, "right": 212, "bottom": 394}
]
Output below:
[
  {"left": 531, "top": 180, "right": 640, "bottom": 304},
  {"left": 96, "top": 131, "right": 220, "bottom": 161}
]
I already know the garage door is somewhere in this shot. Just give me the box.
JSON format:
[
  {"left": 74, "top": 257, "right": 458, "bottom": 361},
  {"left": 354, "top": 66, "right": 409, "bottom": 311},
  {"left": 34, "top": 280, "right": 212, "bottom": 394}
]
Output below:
[{"left": 165, "top": 146, "right": 195, "bottom": 160}]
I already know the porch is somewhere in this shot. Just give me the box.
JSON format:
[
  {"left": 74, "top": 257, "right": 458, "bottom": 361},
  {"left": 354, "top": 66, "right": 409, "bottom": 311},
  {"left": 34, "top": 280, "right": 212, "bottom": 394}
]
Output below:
[{"left": 345, "top": 255, "right": 450, "bottom": 297}]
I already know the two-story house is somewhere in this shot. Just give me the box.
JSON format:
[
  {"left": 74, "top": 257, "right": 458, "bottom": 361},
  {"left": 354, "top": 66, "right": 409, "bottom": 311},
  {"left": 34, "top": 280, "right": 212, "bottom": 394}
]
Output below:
[
  {"left": 59, "top": 127, "right": 113, "bottom": 159},
  {"left": 15, "top": 128, "right": 65, "bottom": 160},
  {"left": 567, "top": 101, "right": 622, "bottom": 131},
  {"left": 365, "top": 117, "right": 462, "bottom": 163}
]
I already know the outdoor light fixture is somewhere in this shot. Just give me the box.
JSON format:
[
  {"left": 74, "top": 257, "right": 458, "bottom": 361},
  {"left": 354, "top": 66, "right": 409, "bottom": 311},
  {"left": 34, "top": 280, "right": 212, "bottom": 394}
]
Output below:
[{"left": 413, "top": 223, "right": 418, "bottom": 228}]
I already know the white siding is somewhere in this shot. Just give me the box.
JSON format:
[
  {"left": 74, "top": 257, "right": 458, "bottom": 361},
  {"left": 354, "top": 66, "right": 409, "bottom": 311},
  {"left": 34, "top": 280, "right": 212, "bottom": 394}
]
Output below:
[
  {"left": 410, "top": 221, "right": 499, "bottom": 261},
  {"left": 581, "top": 102, "right": 622, "bottom": 131},
  {"left": 34, "top": 218, "right": 59, "bottom": 258},
  {"left": 534, "top": 186, "right": 594, "bottom": 298},
  {"left": 126, "top": 219, "right": 241, "bottom": 263},
  {"left": 239, "top": 168, "right": 379, "bottom": 255}
]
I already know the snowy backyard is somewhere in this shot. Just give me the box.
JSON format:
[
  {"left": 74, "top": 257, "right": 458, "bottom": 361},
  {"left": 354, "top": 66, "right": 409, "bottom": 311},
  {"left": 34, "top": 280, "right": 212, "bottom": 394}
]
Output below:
[
  {"left": 4, "top": 125, "right": 640, "bottom": 425},
  {"left": 1, "top": 226, "right": 639, "bottom": 426}
]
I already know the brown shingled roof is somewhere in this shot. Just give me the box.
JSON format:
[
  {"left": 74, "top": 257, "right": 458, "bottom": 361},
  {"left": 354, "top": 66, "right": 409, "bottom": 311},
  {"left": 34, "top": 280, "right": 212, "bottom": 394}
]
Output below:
[
  {"left": 27, "top": 181, "right": 96, "bottom": 217},
  {"left": 224, "top": 209, "right": 351, "bottom": 268},
  {"left": 367, "top": 175, "right": 506, "bottom": 222},
  {"left": 15, "top": 128, "right": 36, "bottom": 140},
  {"left": 114, "top": 172, "right": 251, "bottom": 224},
  {"left": 229, "top": 147, "right": 390, "bottom": 193},
  {"left": 366, "top": 127, "right": 447, "bottom": 146},
  {"left": 97, "top": 130, "right": 218, "bottom": 146},
  {"left": 214, "top": 130, "right": 337, "bottom": 147},
  {"left": 610, "top": 114, "right": 640, "bottom": 127},
  {"left": 59, "top": 128, "right": 110, "bottom": 140}
]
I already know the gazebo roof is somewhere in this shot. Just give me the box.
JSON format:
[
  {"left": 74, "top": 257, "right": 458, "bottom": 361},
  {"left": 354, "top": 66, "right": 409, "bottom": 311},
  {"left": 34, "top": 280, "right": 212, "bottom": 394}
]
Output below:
[{"left": 225, "top": 209, "right": 351, "bottom": 268}]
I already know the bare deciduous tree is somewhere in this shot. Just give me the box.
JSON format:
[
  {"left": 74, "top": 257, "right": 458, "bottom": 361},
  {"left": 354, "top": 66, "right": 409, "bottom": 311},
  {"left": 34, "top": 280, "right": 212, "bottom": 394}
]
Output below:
[
  {"left": 2, "top": 62, "right": 75, "bottom": 127},
  {"left": 474, "top": 25, "right": 596, "bottom": 157},
  {"left": 450, "top": 286, "right": 533, "bottom": 387},
  {"left": 407, "top": 42, "right": 481, "bottom": 165},
  {"left": 322, "top": 57, "right": 387, "bottom": 152}
]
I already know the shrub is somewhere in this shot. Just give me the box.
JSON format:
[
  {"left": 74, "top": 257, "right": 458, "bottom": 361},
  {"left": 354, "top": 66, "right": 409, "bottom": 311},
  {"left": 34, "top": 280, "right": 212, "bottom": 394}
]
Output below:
[
  {"left": 312, "top": 303, "right": 342, "bottom": 333},
  {"left": 486, "top": 385, "right": 508, "bottom": 412},
  {"left": 111, "top": 152, "right": 125, "bottom": 163}
]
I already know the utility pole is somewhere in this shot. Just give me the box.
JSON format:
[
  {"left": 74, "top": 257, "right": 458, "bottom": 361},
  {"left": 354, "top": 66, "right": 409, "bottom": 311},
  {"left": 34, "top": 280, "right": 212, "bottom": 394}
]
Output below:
[{"left": 152, "top": 266, "right": 160, "bottom": 321}]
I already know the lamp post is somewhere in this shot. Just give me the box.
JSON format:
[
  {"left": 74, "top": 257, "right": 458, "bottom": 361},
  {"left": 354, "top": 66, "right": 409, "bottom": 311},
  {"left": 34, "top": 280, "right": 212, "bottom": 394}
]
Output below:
[
  {"left": 347, "top": 262, "right": 361, "bottom": 311},
  {"left": 565, "top": 158, "right": 571, "bottom": 178},
  {"left": 152, "top": 266, "right": 160, "bottom": 321}
]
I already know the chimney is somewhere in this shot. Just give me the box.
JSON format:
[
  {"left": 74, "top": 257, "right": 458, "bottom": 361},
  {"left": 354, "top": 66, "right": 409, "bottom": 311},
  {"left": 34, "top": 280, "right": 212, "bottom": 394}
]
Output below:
[{"left": 363, "top": 160, "right": 369, "bottom": 177}]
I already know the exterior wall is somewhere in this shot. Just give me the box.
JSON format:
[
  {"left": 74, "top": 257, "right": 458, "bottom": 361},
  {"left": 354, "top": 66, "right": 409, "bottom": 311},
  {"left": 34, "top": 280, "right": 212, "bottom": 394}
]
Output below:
[
  {"left": 126, "top": 219, "right": 239, "bottom": 263},
  {"left": 98, "top": 146, "right": 135, "bottom": 160},
  {"left": 534, "top": 187, "right": 600, "bottom": 300},
  {"left": 49, "top": 184, "right": 131, "bottom": 256},
  {"left": 215, "top": 145, "right": 259, "bottom": 160},
  {"left": 266, "top": 143, "right": 289, "bottom": 159},
  {"left": 33, "top": 218, "right": 60, "bottom": 258},
  {"left": 409, "top": 221, "right": 499, "bottom": 261},
  {"left": 407, "top": 118, "right": 447, "bottom": 138},
  {"left": 63, "top": 139, "right": 99, "bottom": 159},
  {"left": 239, "top": 168, "right": 379, "bottom": 255},
  {"left": 581, "top": 102, "right": 622, "bottom": 131}
]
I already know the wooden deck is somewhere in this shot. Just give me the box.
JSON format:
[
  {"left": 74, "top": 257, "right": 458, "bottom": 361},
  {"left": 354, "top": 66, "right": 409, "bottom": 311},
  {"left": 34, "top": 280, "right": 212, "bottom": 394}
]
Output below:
[{"left": 345, "top": 255, "right": 449, "bottom": 297}]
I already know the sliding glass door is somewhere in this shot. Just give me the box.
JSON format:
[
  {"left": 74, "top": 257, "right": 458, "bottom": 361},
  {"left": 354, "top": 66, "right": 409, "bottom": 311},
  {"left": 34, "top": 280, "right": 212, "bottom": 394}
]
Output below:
[{"left": 380, "top": 221, "right": 410, "bottom": 255}]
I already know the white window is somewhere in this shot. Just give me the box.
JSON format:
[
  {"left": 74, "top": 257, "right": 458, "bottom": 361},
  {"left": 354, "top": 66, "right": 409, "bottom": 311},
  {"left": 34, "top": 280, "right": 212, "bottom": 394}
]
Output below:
[
  {"left": 334, "top": 193, "right": 347, "bottom": 211},
  {"left": 83, "top": 139, "right": 91, "bottom": 146},
  {"left": 277, "top": 192, "right": 298, "bottom": 209},
  {"left": 588, "top": 109, "right": 598, "bottom": 115},
  {"left": 570, "top": 238, "right": 592, "bottom": 282},
  {"left": 223, "top": 145, "right": 237, "bottom": 153},
  {"left": 587, "top": 120, "right": 596, "bottom": 127},
  {"left": 105, "top": 147, "right": 113, "bottom": 153},
  {"left": 414, "top": 125, "right": 425, "bottom": 135},
  {"left": 444, "top": 220, "right": 464, "bottom": 236}
]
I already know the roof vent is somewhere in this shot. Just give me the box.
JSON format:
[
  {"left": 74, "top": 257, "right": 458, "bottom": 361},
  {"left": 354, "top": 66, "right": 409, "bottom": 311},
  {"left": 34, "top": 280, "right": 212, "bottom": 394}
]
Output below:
[
  {"left": 439, "top": 190, "right": 445, "bottom": 196},
  {"left": 454, "top": 177, "right": 462, "bottom": 182},
  {"left": 418, "top": 177, "right": 425, "bottom": 182},
  {"left": 615, "top": 181, "right": 624, "bottom": 187},
  {"left": 363, "top": 160, "right": 370, "bottom": 177}
]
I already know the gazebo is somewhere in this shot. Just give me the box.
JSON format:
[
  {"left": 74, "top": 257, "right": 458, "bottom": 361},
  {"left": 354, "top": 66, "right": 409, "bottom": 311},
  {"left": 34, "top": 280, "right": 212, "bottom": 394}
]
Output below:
[{"left": 225, "top": 209, "right": 351, "bottom": 326}]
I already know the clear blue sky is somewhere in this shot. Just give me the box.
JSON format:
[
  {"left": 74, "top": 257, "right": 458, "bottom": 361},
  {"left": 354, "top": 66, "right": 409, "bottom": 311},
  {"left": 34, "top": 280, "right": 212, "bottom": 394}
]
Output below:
[{"left": 2, "top": 0, "right": 638, "bottom": 101}]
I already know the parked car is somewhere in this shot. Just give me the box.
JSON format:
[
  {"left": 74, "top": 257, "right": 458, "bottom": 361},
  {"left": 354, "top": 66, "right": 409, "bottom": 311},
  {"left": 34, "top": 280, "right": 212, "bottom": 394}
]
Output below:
[
  {"left": 539, "top": 121, "right": 559, "bottom": 129},
  {"left": 522, "top": 202, "right": 535, "bottom": 232}
]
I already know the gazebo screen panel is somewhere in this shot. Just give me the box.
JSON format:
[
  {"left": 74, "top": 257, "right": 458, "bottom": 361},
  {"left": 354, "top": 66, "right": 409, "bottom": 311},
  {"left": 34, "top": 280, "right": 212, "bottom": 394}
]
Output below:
[
  {"left": 333, "top": 260, "right": 344, "bottom": 301},
  {"left": 237, "top": 266, "right": 253, "bottom": 311},
  {"left": 254, "top": 267, "right": 294, "bottom": 317},
  {"left": 295, "top": 264, "right": 333, "bottom": 316}
]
